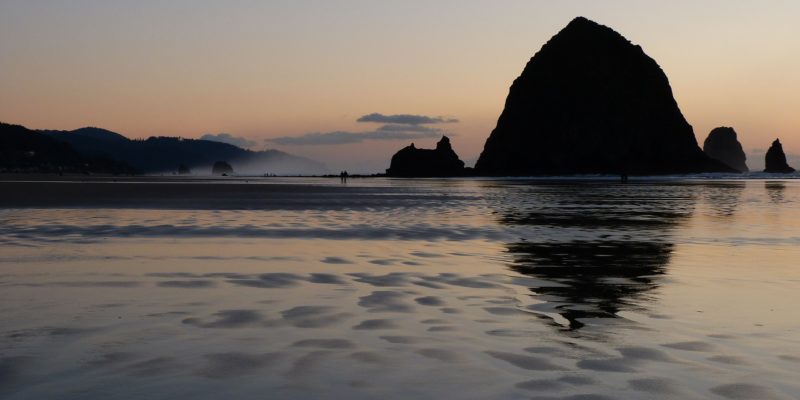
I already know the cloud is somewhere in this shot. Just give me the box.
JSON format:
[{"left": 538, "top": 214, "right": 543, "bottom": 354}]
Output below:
[
  {"left": 267, "top": 112, "right": 459, "bottom": 146},
  {"left": 200, "top": 133, "right": 257, "bottom": 149},
  {"left": 356, "top": 113, "right": 458, "bottom": 125},
  {"left": 267, "top": 125, "right": 447, "bottom": 146},
  {"left": 374, "top": 124, "right": 442, "bottom": 133}
]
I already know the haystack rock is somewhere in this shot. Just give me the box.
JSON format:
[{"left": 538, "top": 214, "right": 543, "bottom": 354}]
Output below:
[
  {"left": 703, "top": 127, "right": 749, "bottom": 172},
  {"left": 475, "top": 17, "right": 733, "bottom": 175},
  {"left": 764, "top": 139, "right": 795, "bottom": 173},
  {"left": 386, "top": 136, "right": 465, "bottom": 177}
]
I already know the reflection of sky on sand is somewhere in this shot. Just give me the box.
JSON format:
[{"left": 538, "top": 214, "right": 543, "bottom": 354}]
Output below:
[{"left": 1, "top": 179, "right": 800, "bottom": 399}]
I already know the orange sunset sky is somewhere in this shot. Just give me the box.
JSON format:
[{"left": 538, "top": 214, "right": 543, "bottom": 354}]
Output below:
[{"left": 2, "top": 1, "right": 799, "bottom": 172}]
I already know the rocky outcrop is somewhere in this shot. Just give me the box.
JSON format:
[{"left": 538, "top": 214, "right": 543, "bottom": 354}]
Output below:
[
  {"left": 386, "top": 136, "right": 465, "bottom": 177},
  {"left": 764, "top": 139, "right": 795, "bottom": 173},
  {"left": 475, "top": 17, "right": 733, "bottom": 175},
  {"left": 178, "top": 164, "right": 191, "bottom": 175},
  {"left": 703, "top": 127, "right": 748, "bottom": 172},
  {"left": 212, "top": 161, "right": 234, "bottom": 175}
]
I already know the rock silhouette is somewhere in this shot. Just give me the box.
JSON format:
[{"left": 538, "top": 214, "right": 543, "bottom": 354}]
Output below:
[
  {"left": 475, "top": 17, "right": 733, "bottom": 175},
  {"left": 0, "top": 122, "right": 134, "bottom": 174},
  {"left": 386, "top": 136, "right": 465, "bottom": 177},
  {"left": 703, "top": 127, "right": 749, "bottom": 172},
  {"left": 178, "top": 164, "right": 191, "bottom": 175},
  {"left": 212, "top": 161, "right": 234, "bottom": 175},
  {"left": 764, "top": 139, "right": 795, "bottom": 173},
  {"left": 41, "top": 126, "right": 325, "bottom": 175}
]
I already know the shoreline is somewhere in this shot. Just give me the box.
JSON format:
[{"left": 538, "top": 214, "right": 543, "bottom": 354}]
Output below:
[{"left": 1, "top": 171, "right": 798, "bottom": 183}]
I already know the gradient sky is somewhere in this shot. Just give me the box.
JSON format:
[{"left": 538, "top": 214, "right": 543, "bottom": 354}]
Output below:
[{"left": 2, "top": 0, "right": 799, "bottom": 172}]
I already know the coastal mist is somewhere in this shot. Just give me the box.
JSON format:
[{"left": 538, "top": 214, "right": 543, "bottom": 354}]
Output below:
[{"left": 1, "top": 178, "right": 798, "bottom": 399}]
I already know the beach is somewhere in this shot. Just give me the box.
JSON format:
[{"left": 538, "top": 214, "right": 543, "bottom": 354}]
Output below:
[{"left": 1, "top": 177, "right": 799, "bottom": 399}]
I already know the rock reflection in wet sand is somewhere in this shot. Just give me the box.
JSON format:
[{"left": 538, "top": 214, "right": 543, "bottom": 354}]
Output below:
[{"left": 1, "top": 179, "right": 799, "bottom": 399}]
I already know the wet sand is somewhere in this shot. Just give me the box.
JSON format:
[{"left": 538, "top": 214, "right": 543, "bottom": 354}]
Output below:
[{"left": 1, "top": 178, "right": 799, "bottom": 399}]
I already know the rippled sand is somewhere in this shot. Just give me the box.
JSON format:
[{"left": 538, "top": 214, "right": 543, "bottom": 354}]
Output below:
[{"left": 1, "top": 177, "right": 799, "bottom": 399}]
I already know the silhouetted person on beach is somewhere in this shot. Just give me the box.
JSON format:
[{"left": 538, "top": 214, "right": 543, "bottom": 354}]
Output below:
[{"left": 340, "top": 171, "right": 349, "bottom": 183}]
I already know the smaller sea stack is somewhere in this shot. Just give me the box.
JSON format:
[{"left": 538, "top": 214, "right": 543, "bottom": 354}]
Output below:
[
  {"left": 764, "top": 139, "right": 795, "bottom": 173},
  {"left": 212, "top": 161, "right": 234, "bottom": 175},
  {"left": 703, "top": 127, "right": 748, "bottom": 172},
  {"left": 386, "top": 136, "right": 465, "bottom": 177}
]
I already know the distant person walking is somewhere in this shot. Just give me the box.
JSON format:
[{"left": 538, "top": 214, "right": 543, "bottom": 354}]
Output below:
[{"left": 340, "top": 171, "right": 349, "bottom": 183}]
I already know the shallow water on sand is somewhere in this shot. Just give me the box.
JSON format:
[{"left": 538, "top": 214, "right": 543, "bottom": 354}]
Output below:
[{"left": 1, "top": 178, "right": 799, "bottom": 399}]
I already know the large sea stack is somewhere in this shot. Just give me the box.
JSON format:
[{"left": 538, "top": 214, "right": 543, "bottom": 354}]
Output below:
[
  {"left": 703, "top": 127, "right": 749, "bottom": 172},
  {"left": 386, "top": 136, "right": 465, "bottom": 177},
  {"left": 475, "top": 17, "right": 732, "bottom": 175},
  {"left": 764, "top": 139, "right": 795, "bottom": 173}
]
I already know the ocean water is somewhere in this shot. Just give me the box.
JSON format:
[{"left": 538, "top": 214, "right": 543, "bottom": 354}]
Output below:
[{"left": 0, "top": 177, "right": 799, "bottom": 399}]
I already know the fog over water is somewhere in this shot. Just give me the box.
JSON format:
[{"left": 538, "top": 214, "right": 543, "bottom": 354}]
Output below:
[{"left": 1, "top": 178, "right": 799, "bottom": 399}]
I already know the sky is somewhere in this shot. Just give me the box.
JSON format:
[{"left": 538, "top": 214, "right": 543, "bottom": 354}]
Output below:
[{"left": 2, "top": 0, "right": 799, "bottom": 173}]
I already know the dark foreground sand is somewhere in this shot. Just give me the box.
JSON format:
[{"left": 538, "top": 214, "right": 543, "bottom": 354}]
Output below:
[
  {"left": 0, "top": 176, "right": 440, "bottom": 209},
  {"left": 1, "top": 178, "right": 799, "bottom": 399}
]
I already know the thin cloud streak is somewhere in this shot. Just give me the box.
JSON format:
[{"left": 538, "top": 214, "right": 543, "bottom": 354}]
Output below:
[
  {"left": 357, "top": 113, "right": 458, "bottom": 125},
  {"left": 268, "top": 112, "right": 458, "bottom": 145},
  {"left": 267, "top": 126, "right": 448, "bottom": 146}
]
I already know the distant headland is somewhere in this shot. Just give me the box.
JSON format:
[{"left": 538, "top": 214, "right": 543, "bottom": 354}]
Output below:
[{"left": 1, "top": 122, "right": 325, "bottom": 175}]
